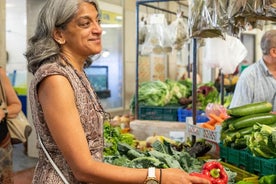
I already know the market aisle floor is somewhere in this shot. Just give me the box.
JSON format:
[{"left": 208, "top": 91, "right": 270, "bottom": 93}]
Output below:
[{"left": 12, "top": 143, "right": 37, "bottom": 184}]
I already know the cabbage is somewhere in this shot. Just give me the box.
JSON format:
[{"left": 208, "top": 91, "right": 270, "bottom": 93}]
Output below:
[
  {"left": 165, "top": 79, "right": 188, "bottom": 104},
  {"left": 129, "top": 80, "right": 190, "bottom": 114},
  {"left": 138, "top": 80, "right": 171, "bottom": 106}
]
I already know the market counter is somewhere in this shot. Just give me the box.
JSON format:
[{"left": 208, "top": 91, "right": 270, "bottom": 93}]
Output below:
[{"left": 129, "top": 120, "right": 186, "bottom": 141}]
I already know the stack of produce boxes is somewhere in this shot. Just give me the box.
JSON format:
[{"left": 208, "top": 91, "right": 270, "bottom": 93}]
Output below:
[{"left": 219, "top": 102, "right": 276, "bottom": 176}]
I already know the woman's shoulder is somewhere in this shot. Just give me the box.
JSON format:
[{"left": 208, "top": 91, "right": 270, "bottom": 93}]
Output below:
[
  {"left": 33, "top": 62, "right": 70, "bottom": 84},
  {"left": 36, "top": 62, "right": 68, "bottom": 77}
]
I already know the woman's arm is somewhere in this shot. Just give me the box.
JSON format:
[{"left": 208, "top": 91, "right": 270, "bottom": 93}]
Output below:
[{"left": 0, "top": 68, "right": 21, "bottom": 120}]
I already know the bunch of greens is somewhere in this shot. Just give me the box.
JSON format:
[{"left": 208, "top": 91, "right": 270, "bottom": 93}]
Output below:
[
  {"left": 104, "top": 139, "right": 204, "bottom": 172},
  {"left": 165, "top": 79, "right": 189, "bottom": 104},
  {"left": 247, "top": 123, "right": 276, "bottom": 158},
  {"left": 129, "top": 79, "right": 190, "bottom": 114},
  {"left": 138, "top": 80, "right": 171, "bottom": 106},
  {"left": 196, "top": 82, "right": 219, "bottom": 110},
  {"left": 103, "top": 122, "right": 135, "bottom": 156},
  {"left": 178, "top": 78, "right": 193, "bottom": 97}
]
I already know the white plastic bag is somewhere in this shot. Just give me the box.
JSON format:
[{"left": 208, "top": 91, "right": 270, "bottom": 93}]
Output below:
[{"left": 203, "top": 34, "right": 248, "bottom": 74}]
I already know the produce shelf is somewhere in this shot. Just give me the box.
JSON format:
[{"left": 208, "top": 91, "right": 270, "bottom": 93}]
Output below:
[
  {"left": 247, "top": 155, "right": 276, "bottom": 176},
  {"left": 219, "top": 143, "right": 276, "bottom": 176},
  {"left": 219, "top": 143, "right": 249, "bottom": 168}
]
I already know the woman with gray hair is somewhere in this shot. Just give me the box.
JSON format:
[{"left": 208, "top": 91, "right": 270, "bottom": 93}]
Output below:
[
  {"left": 26, "top": 0, "right": 210, "bottom": 183},
  {"left": 230, "top": 30, "right": 276, "bottom": 111}
]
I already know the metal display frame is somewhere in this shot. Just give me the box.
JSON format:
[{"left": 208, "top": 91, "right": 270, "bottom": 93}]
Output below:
[{"left": 135, "top": 0, "right": 199, "bottom": 127}]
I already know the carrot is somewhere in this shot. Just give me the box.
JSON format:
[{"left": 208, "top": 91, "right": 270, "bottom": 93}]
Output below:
[
  {"left": 205, "top": 118, "right": 217, "bottom": 126},
  {"left": 208, "top": 113, "right": 224, "bottom": 123},
  {"left": 219, "top": 113, "right": 228, "bottom": 120},
  {"left": 201, "top": 122, "right": 215, "bottom": 130}
]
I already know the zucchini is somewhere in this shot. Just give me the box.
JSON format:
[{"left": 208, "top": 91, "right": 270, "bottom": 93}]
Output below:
[
  {"left": 235, "top": 126, "right": 253, "bottom": 138},
  {"left": 221, "top": 117, "right": 238, "bottom": 131},
  {"left": 227, "top": 101, "right": 272, "bottom": 117},
  {"left": 222, "top": 129, "right": 238, "bottom": 143},
  {"left": 231, "top": 138, "right": 247, "bottom": 149},
  {"left": 228, "top": 113, "right": 276, "bottom": 131}
]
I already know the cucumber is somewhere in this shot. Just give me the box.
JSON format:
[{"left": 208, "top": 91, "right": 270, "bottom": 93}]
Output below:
[
  {"left": 228, "top": 113, "right": 276, "bottom": 131},
  {"left": 227, "top": 101, "right": 272, "bottom": 117}
]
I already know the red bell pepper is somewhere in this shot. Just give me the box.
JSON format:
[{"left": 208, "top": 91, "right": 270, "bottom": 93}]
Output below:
[
  {"left": 189, "top": 172, "right": 213, "bottom": 183},
  {"left": 202, "top": 161, "right": 228, "bottom": 184}
]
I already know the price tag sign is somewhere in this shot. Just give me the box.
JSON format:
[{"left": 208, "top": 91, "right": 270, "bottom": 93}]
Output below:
[{"left": 169, "top": 131, "right": 185, "bottom": 142}]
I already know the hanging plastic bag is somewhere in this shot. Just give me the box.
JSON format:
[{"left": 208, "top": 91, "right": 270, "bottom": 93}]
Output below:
[
  {"left": 203, "top": 34, "right": 247, "bottom": 74},
  {"left": 222, "top": 34, "right": 248, "bottom": 74},
  {"left": 140, "top": 14, "right": 172, "bottom": 55},
  {"left": 227, "top": 0, "right": 247, "bottom": 18},
  {"left": 138, "top": 16, "right": 148, "bottom": 45},
  {"left": 265, "top": 1, "right": 276, "bottom": 17},
  {"left": 168, "top": 11, "right": 189, "bottom": 50},
  {"left": 188, "top": 0, "right": 223, "bottom": 38}
]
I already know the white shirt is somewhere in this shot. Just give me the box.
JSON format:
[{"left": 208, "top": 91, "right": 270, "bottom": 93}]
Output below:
[{"left": 230, "top": 59, "right": 276, "bottom": 111}]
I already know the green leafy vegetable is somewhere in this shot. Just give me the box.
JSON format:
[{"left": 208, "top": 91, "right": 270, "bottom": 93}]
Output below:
[
  {"left": 247, "top": 123, "right": 276, "bottom": 158},
  {"left": 103, "top": 122, "right": 135, "bottom": 156},
  {"left": 165, "top": 79, "right": 188, "bottom": 104}
]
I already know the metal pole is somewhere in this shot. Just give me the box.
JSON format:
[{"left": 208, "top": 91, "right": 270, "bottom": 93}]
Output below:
[
  {"left": 135, "top": 1, "right": 140, "bottom": 119},
  {"left": 192, "top": 38, "right": 197, "bottom": 143}
]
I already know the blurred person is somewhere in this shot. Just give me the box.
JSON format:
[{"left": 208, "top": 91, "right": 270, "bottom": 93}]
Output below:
[
  {"left": 230, "top": 30, "right": 276, "bottom": 110},
  {"left": 25, "top": 0, "right": 210, "bottom": 184},
  {"left": 0, "top": 67, "right": 22, "bottom": 184}
]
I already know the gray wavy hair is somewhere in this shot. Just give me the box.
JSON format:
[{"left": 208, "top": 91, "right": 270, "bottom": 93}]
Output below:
[
  {"left": 261, "top": 30, "right": 276, "bottom": 55},
  {"left": 25, "top": 0, "right": 99, "bottom": 74}
]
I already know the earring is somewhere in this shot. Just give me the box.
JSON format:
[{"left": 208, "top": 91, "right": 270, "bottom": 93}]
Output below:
[{"left": 57, "top": 40, "right": 65, "bottom": 45}]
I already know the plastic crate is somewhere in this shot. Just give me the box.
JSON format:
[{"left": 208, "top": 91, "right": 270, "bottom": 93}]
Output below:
[
  {"left": 219, "top": 143, "right": 249, "bottom": 168},
  {"left": 219, "top": 143, "right": 228, "bottom": 160},
  {"left": 261, "top": 157, "right": 276, "bottom": 176},
  {"left": 227, "top": 147, "right": 241, "bottom": 166},
  {"left": 247, "top": 155, "right": 276, "bottom": 176},
  {"left": 219, "top": 144, "right": 276, "bottom": 176},
  {"left": 220, "top": 161, "right": 259, "bottom": 183},
  {"left": 138, "top": 105, "right": 180, "bottom": 121},
  {"left": 178, "top": 108, "right": 209, "bottom": 123},
  {"left": 185, "top": 121, "right": 221, "bottom": 143}
]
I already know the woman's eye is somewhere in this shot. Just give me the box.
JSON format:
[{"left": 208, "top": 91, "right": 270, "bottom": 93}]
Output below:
[{"left": 80, "top": 21, "right": 90, "bottom": 27}]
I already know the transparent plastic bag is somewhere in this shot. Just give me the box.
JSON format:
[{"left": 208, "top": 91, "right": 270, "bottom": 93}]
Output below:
[
  {"left": 188, "top": 0, "right": 223, "bottom": 38},
  {"left": 139, "top": 17, "right": 148, "bottom": 45},
  {"left": 205, "top": 103, "right": 227, "bottom": 118},
  {"left": 168, "top": 12, "right": 188, "bottom": 50},
  {"left": 140, "top": 14, "right": 172, "bottom": 55}
]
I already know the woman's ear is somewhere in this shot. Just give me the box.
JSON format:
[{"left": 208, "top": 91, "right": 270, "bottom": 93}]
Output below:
[{"left": 53, "top": 28, "right": 65, "bottom": 45}]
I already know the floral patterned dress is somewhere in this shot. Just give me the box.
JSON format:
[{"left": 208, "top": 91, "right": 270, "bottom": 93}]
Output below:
[{"left": 29, "top": 61, "right": 105, "bottom": 184}]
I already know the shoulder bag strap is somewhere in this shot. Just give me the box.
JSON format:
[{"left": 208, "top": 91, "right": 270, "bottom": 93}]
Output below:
[{"left": 37, "top": 134, "right": 69, "bottom": 184}]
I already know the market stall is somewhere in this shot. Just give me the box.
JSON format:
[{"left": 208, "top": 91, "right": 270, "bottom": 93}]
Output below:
[{"left": 106, "top": 1, "right": 276, "bottom": 184}]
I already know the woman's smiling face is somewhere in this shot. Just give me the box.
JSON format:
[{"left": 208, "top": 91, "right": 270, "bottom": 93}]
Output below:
[{"left": 60, "top": 2, "right": 102, "bottom": 57}]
